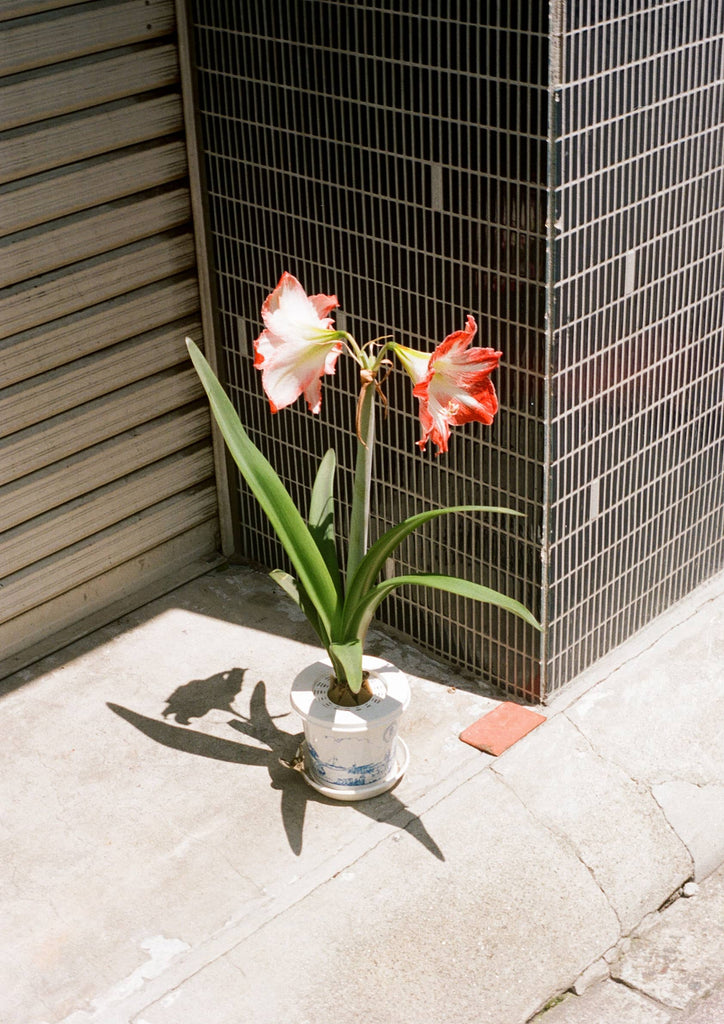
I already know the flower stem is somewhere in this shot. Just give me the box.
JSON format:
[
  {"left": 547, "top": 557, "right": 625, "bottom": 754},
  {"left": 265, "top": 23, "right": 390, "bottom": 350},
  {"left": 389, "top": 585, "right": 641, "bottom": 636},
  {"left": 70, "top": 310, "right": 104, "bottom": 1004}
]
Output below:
[
  {"left": 340, "top": 331, "right": 366, "bottom": 364},
  {"left": 346, "top": 378, "right": 376, "bottom": 584}
]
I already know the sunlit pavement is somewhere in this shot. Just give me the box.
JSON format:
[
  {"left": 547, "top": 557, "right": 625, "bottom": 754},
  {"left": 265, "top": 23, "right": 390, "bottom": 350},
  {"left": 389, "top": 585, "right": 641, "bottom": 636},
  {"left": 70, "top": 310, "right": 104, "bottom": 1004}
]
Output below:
[
  {"left": 2, "top": 563, "right": 723, "bottom": 1024},
  {"left": 532, "top": 862, "right": 724, "bottom": 1023}
]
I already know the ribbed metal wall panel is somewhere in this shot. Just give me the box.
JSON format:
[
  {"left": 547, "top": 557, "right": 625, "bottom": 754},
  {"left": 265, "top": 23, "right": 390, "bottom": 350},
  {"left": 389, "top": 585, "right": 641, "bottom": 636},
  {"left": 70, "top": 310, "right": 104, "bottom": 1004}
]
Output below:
[{"left": 0, "top": 0, "right": 221, "bottom": 678}]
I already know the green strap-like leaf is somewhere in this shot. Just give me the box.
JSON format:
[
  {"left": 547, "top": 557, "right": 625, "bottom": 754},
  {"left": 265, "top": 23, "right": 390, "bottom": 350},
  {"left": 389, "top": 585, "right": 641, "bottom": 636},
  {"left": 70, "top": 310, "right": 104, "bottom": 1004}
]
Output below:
[
  {"left": 345, "top": 573, "right": 541, "bottom": 645},
  {"left": 269, "top": 569, "right": 302, "bottom": 607},
  {"left": 328, "top": 639, "right": 364, "bottom": 694},
  {"left": 186, "top": 339, "right": 340, "bottom": 637},
  {"left": 271, "top": 573, "right": 363, "bottom": 692},
  {"left": 308, "top": 449, "right": 343, "bottom": 598},
  {"left": 269, "top": 569, "right": 329, "bottom": 647},
  {"left": 343, "top": 505, "right": 523, "bottom": 623}
]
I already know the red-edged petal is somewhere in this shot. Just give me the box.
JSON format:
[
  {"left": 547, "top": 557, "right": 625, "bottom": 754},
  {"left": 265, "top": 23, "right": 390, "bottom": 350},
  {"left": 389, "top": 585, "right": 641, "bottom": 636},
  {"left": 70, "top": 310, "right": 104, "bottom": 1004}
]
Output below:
[
  {"left": 413, "top": 315, "right": 502, "bottom": 453},
  {"left": 260, "top": 272, "right": 338, "bottom": 333},
  {"left": 308, "top": 290, "right": 339, "bottom": 320},
  {"left": 252, "top": 272, "right": 342, "bottom": 413}
]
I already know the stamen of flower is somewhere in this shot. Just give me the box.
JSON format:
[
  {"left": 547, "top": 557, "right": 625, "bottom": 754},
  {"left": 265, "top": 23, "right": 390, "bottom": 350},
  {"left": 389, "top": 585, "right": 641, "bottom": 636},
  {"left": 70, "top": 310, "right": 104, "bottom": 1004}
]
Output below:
[{"left": 362, "top": 334, "right": 394, "bottom": 354}]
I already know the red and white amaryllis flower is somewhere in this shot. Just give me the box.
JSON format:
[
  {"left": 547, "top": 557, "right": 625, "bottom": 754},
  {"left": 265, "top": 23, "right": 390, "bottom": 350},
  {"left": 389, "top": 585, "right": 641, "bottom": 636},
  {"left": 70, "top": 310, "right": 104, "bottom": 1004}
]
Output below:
[
  {"left": 253, "top": 272, "right": 344, "bottom": 414},
  {"left": 395, "top": 316, "right": 501, "bottom": 454}
]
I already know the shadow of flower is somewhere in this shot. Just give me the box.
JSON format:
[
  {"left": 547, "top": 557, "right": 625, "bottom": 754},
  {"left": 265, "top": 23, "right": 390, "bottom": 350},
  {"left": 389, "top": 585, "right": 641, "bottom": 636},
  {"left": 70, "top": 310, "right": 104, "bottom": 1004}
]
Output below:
[
  {"left": 161, "top": 667, "right": 247, "bottom": 724},
  {"left": 108, "top": 673, "right": 444, "bottom": 862}
]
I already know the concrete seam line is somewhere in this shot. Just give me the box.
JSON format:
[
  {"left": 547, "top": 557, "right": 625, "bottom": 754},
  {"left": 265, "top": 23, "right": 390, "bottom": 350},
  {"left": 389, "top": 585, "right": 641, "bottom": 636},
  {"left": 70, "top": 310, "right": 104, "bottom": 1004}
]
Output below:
[
  {"left": 119, "top": 758, "right": 497, "bottom": 1023},
  {"left": 649, "top": 786, "right": 699, "bottom": 877},
  {"left": 608, "top": 974, "right": 677, "bottom": 1015}
]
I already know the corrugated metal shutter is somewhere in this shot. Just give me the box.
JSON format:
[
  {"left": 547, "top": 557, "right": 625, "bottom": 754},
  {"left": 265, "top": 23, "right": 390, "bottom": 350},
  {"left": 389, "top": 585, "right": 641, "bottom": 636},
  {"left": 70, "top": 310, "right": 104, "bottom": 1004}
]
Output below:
[{"left": 0, "top": 0, "right": 223, "bottom": 678}]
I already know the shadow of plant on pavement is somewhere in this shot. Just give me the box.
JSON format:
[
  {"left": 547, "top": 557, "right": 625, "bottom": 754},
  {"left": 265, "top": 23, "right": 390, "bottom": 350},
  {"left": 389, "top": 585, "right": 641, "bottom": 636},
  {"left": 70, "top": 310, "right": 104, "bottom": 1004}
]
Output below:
[
  {"left": 108, "top": 667, "right": 444, "bottom": 861},
  {"left": 161, "top": 667, "right": 248, "bottom": 724}
]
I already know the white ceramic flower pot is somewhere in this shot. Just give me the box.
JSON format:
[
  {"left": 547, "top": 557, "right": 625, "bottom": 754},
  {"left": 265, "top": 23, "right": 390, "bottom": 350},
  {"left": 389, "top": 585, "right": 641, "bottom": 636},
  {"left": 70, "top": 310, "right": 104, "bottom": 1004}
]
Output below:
[{"left": 290, "top": 655, "right": 410, "bottom": 801}]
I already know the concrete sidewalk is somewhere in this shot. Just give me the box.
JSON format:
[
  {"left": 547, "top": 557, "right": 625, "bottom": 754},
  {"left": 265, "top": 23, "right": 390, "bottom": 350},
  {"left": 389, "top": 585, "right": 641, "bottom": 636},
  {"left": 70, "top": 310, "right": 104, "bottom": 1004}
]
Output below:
[
  {"left": 2, "top": 564, "right": 723, "bottom": 1024},
  {"left": 535, "top": 862, "right": 724, "bottom": 1023}
]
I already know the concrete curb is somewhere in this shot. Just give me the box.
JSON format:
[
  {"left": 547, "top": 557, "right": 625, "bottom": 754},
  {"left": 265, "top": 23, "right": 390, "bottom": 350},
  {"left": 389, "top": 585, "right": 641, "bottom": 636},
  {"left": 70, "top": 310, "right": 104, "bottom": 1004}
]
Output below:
[{"left": 534, "top": 865, "right": 724, "bottom": 1023}]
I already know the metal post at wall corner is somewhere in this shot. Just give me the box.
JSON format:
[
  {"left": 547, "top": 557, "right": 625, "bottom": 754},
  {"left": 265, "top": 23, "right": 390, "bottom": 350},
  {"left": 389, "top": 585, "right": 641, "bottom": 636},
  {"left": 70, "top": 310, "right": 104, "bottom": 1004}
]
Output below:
[
  {"left": 174, "top": 0, "right": 238, "bottom": 558},
  {"left": 539, "top": 0, "right": 566, "bottom": 701}
]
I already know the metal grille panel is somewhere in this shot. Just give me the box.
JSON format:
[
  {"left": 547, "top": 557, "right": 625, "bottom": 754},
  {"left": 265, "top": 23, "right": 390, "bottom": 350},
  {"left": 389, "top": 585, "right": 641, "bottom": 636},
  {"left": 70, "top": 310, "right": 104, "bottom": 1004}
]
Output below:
[
  {"left": 190, "top": 1, "right": 548, "bottom": 699},
  {"left": 548, "top": 1, "right": 724, "bottom": 692},
  {"left": 187, "top": 1, "right": 724, "bottom": 699}
]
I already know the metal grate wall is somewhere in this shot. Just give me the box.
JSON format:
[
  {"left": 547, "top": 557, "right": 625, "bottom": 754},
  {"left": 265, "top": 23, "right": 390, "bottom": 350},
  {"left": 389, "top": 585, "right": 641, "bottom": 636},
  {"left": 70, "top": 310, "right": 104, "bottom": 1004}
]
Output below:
[
  {"left": 188, "top": 1, "right": 548, "bottom": 700},
  {"left": 185, "top": 1, "right": 724, "bottom": 700},
  {"left": 548, "top": 2, "right": 724, "bottom": 692}
]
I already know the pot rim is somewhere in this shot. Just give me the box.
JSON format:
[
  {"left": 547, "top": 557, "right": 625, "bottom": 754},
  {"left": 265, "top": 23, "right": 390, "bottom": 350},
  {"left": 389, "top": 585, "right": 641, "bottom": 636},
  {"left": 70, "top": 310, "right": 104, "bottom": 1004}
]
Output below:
[{"left": 290, "top": 655, "right": 410, "bottom": 732}]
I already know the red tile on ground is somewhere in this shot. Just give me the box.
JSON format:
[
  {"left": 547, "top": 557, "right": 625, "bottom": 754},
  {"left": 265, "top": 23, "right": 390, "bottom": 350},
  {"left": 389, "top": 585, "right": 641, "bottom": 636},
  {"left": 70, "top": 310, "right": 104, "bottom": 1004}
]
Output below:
[{"left": 459, "top": 701, "right": 546, "bottom": 756}]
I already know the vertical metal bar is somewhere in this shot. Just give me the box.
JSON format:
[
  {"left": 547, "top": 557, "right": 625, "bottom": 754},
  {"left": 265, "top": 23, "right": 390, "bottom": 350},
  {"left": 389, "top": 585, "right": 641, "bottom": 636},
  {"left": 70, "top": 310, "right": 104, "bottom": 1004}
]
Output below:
[{"left": 174, "top": 0, "right": 236, "bottom": 555}]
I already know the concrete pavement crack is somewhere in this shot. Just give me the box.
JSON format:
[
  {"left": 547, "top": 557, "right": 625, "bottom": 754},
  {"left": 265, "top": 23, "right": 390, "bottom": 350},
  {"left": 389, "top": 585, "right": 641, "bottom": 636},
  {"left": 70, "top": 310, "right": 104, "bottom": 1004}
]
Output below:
[
  {"left": 563, "top": 713, "right": 696, "bottom": 886},
  {"left": 563, "top": 709, "right": 651, "bottom": 789},
  {"left": 609, "top": 974, "right": 679, "bottom": 1015},
  {"left": 490, "top": 768, "right": 624, "bottom": 933}
]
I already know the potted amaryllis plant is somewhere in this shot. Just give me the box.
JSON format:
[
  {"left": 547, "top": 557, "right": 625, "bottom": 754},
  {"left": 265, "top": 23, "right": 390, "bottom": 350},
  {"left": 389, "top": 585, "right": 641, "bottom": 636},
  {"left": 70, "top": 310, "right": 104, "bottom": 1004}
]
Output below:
[{"left": 187, "top": 272, "right": 539, "bottom": 799}]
